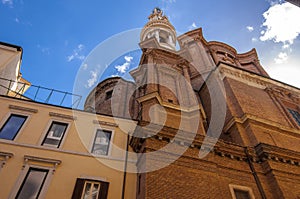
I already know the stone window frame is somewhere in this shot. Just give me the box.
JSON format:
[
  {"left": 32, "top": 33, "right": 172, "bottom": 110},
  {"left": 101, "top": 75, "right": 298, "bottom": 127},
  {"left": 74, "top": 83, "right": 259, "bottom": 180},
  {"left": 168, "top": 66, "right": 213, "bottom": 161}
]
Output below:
[
  {"left": 229, "top": 184, "right": 255, "bottom": 199},
  {"left": 8, "top": 155, "right": 61, "bottom": 199},
  {"left": 41, "top": 121, "right": 69, "bottom": 148},
  {"left": 15, "top": 167, "right": 49, "bottom": 198},
  {"left": 38, "top": 118, "right": 72, "bottom": 149},
  {"left": 287, "top": 108, "right": 300, "bottom": 126},
  {"left": 89, "top": 128, "right": 114, "bottom": 157},
  {"left": 280, "top": 99, "right": 300, "bottom": 129},
  {"left": 0, "top": 111, "right": 31, "bottom": 141},
  {"left": 265, "top": 86, "right": 300, "bottom": 129}
]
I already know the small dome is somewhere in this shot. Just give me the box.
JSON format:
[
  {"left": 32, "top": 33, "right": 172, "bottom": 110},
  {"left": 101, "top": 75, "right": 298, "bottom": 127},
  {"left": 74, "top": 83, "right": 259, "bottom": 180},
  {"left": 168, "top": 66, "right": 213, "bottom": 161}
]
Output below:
[{"left": 140, "top": 8, "right": 177, "bottom": 50}]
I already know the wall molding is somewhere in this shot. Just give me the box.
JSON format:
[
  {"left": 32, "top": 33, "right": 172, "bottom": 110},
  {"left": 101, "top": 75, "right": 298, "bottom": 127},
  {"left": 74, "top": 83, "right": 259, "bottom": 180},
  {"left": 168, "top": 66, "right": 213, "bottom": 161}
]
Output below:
[
  {"left": 9, "top": 105, "right": 38, "bottom": 113},
  {"left": 49, "top": 112, "right": 77, "bottom": 120}
]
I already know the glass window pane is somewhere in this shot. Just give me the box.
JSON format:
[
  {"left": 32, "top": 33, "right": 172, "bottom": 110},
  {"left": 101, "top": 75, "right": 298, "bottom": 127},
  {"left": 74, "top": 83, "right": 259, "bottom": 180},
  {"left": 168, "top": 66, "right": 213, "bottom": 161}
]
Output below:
[
  {"left": 82, "top": 182, "right": 100, "bottom": 199},
  {"left": 92, "top": 130, "right": 112, "bottom": 156},
  {"left": 16, "top": 168, "right": 48, "bottom": 199},
  {"left": 288, "top": 109, "right": 300, "bottom": 125},
  {"left": 0, "top": 114, "right": 27, "bottom": 140},
  {"left": 234, "top": 189, "right": 251, "bottom": 199},
  {"left": 83, "top": 183, "right": 92, "bottom": 199},
  {"left": 42, "top": 122, "right": 67, "bottom": 148},
  {"left": 92, "top": 183, "right": 100, "bottom": 199}
]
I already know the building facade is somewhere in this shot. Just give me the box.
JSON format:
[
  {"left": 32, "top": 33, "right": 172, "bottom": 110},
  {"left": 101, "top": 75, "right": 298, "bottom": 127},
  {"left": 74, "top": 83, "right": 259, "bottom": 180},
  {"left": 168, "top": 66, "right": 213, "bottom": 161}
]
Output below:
[
  {"left": 1, "top": 8, "right": 300, "bottom": 199},
  {"left": 0, "top": 94, "right": 137, "bottom": 199},
  {"left": 0, "top": 42, "right": 30, "bottom": 98},
  {"left": 87, "top": 8, "right": 300, "bottom": 199},
  {"left": 0, "top": 41, "right": 136, "bottom": 199}
]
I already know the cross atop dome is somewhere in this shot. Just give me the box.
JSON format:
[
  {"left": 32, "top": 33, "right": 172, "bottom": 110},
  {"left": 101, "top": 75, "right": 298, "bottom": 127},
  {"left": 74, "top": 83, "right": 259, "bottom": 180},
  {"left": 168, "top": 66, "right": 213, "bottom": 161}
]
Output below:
[
  {"left": 148, "top": 7, "right": 166, "bottom": 21},
  {"left": 152, "top": 7, "right": 162, "bottom": 15},
  {"left": 152, "top": 7, "right": 163, "bottom": 17}
]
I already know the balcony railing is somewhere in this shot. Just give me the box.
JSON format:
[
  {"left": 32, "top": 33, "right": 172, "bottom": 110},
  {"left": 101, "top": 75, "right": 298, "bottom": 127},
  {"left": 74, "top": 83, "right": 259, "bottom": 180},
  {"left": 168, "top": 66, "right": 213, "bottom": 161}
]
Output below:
[{"left": 0, "top": 77, "right": 82, "bottom": 109}]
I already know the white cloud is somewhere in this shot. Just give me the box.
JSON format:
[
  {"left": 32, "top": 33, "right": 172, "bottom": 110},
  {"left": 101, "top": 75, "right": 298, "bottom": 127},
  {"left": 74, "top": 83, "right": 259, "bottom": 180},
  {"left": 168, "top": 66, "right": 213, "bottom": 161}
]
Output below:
[
  {"left": 82, "top": 64, "right": 88, "bottom": 70},
  {"left": 124, "top": 56, "right": 133, "bottom": 62},
  {"left": 67, "top": 55, "right": 74, "bottom": 62},
  {"left": 67, "top": 44, "right": 85, "bottom": 62},
  {"left": 282, "top": 44, "right": 290, "bottom": 49},
  {"left": 162, "top": 0, "right": 176, "bottom": 3},
  {"left": 78, "top": 44, "right": 84, "bottom": 50},
  {"left": 267, "top": 0, "right": 284, "bottom": 6},
  {"left": 115, "top": 56, "right": 133, "bottom": 73},
  {"left": 266, "top": 63, "right": 300, "bottom": 88},
  {"left": 188, "top": 22, "right": 197, "bottom": 31},
  {"left": 246, "top": 26, "right": 254, "bottom": 32},
  {"left": 2, "top": 0, "right": 13, "bottom": 5},
  {"left": 86, "top": 69, "right": 99, "bottom": 88},
  {"left": 260, "top": 2, "right": 300, "bottom": 45},
  {"left": 15, "top": 18, "right": 19, "bottom": 23},
  {"left": 251, "top": 37, "right": 258, "bottom": 42},
  {"left": 274, "top": 52, "right": 288, "bottom": 64}
]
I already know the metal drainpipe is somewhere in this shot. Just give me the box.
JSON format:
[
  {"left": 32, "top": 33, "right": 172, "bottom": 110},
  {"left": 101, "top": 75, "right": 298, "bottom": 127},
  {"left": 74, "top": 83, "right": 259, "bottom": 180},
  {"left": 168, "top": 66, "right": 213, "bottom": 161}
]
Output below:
[
  {"left": 244, "top": 147, "right": 267, "bottom": 199},
  {"left": 121, "top": 133, "right": 130, "bottom": 199}
]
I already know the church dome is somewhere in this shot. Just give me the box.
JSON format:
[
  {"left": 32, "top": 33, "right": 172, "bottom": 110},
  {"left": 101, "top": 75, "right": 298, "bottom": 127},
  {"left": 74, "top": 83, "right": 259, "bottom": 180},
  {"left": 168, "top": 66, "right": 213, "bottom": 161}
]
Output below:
[{"left": 140, "top": 8, "right": 177, "bottom": 50}]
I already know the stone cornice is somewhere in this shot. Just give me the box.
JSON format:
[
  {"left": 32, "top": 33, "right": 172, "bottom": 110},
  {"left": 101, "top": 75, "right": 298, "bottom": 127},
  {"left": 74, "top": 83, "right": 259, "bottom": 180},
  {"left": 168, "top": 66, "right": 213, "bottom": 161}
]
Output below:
[
  {"left": 131, "top": 124, "right": 300, "bottom": 168},
  {"left": 150, "top": 47, "right": 182, "bottom": 61},
  {"left": 208, "top": 41, "right": 237, "bottom": 57},
  {"left": 255, "top": 143, "right": 300, "bottom": 166},
  {"left": 143, "top": 20, "right": 176, "bottom": 33},
  {"left": 223, "top": 113, "right": 300, "bottom": 137},
  {"left": 219, "top": 64, "right": 269, "bottom": 89},
  {"left": 265, "top": 86, "right": 300, "bottom": 104},
  {"left": 219, "top": 63, "right": 300, "bottom": 93},
  {"left": 154, "top": 136, "right": 300, "bottom": 168},
  {"left": 136, "top": 91, "right": 201, "bottom": 113},
  {"left": 177, "top": 28, "right": 208, "bottom": 49}
]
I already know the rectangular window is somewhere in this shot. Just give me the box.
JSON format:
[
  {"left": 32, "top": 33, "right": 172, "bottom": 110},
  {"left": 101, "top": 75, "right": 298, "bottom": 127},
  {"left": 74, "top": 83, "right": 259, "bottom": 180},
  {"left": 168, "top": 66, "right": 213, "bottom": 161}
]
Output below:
[
  {"left": 42, "top": 121, "right": 68, "bottom": 148},
  {"left": 72, "top": 178, "right": 109, "bottom": 199},
  {"left": 82, "top": 181, "right": 101, "bottom": 199},
  {"left": 91, "top": 130, "right": 112, "bottom": 156},
  {"left": 16, "top": 168, "right": 48, "bottom": 199},
  {"left": 0, "top": 114, "right": 27, "bottom": 140},
  {"left": 234, "top": 189, "right": 251, "bottom": 199},
  {"left": 288, "top": 109, "right": 300, "bottom": 125}
]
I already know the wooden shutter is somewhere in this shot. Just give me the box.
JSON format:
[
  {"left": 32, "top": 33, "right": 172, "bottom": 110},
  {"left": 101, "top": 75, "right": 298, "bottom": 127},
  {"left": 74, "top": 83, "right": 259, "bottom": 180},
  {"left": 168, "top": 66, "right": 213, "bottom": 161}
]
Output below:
[
  {"left": 99, "top": 181, "right": 109, "bottom": 199},
  {"left": 71, "top": 178, "right": 85, "bottom": 199}
]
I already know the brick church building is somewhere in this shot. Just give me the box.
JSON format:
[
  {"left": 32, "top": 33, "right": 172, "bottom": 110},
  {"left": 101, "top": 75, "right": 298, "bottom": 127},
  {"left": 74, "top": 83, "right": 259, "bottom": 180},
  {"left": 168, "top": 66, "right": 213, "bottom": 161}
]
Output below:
[{"left": 84, "top": 8, "right": 300, "bottom": 199}]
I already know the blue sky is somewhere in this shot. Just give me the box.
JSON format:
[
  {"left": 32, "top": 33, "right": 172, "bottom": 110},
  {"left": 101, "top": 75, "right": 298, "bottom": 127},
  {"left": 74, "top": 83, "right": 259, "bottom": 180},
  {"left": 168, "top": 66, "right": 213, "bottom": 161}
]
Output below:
[{"left": 1, "top": 0, "right": 300, "bottom": 107}]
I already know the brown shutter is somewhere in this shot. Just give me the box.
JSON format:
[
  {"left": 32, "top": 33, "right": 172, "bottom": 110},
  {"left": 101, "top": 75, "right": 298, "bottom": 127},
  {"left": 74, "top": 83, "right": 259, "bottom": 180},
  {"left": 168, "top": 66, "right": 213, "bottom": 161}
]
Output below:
[
  {"left": 71, "top": 178, "right": 85, "bottom": 199},
  {"left": 99, "top": 181, "right": 109, "bottom": 199}
]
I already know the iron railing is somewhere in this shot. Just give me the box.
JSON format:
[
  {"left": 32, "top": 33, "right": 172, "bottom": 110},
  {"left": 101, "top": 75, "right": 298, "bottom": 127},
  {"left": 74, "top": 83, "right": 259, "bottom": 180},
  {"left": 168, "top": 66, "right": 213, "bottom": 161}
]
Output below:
[{"left": 0, "top": 77, "right": 82, "bottom": 109}]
